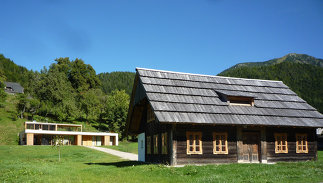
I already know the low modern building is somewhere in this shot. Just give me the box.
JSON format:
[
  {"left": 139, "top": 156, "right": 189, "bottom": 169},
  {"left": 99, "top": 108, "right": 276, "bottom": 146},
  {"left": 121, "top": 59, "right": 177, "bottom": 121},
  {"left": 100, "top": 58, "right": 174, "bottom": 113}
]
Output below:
[
  {"left": 127, "top": 68, "right": 323, "bottom": 165},
  {"left": 4, "top": 82, "right": 24, "bottom": 94},
  {"left": 20, "top": 121, "right": 118, "bottom": 146}
]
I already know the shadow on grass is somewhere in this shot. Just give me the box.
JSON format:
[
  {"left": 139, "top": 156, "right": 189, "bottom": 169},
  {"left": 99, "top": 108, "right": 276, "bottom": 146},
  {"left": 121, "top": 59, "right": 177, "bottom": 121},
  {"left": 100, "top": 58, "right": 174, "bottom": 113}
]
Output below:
[{"left": 85, "top": 161, "right": 146, "bottom": 167}]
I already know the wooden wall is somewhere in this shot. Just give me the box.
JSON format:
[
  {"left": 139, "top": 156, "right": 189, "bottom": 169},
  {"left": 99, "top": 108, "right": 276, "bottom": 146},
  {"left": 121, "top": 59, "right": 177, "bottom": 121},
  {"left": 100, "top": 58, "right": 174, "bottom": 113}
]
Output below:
[
  {"left": 174, "top": 125, "right": 237, "bottom": 165},
  {"left": 145, "top": 119, "right": 172, "bottom": 164},
  {"left": 266, "top": 127, "right": 317, "bottom": 162},
  {"left": 143, "top": 111, "right": 317, "bottom": 165}
]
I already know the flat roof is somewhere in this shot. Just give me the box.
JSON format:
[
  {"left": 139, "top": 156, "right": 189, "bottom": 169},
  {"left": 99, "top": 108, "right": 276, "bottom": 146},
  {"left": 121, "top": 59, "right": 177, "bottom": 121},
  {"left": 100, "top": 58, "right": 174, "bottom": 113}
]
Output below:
[
  {"left": 25, "top": 129, "right": 118, "bottom": 136},
  {"left": 25, "top": 121, "right": 82, "bottom": 127}
]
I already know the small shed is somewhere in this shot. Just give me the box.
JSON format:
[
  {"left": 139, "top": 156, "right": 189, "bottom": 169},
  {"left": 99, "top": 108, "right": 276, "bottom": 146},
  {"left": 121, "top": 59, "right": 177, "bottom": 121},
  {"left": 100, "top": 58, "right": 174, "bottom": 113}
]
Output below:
[
  {"left": 4, "top": 82, "right": 24, "bottom": 94},
  {"left": 126, "top": 68, "right": 323, "bottom": 165}
]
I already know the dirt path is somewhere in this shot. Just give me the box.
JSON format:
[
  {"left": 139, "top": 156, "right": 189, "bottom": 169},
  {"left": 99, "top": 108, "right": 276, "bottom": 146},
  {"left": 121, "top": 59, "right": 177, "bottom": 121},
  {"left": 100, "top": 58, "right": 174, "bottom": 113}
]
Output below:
[{"left": 85, "top": 146, "right": 138, "bottom": 161}]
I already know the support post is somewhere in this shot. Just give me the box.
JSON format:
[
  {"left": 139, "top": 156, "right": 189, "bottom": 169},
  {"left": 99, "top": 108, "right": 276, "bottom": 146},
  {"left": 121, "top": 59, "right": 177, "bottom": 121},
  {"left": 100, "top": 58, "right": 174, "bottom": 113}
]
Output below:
[
  {"left": 170, "top": 124, "right": 177, "bottom": 166},
  {"left": 26, "top": 133, "right": 34, "bottom": 145},
  {"left": 237, "top": 126, "right": 243, "bottom": 163},
  {"left": 104, "top": 136, "right": 110, "bottom": 146},
  {"left": 115, "top": 134, "right": 119, "bottom": 146},
  {"left": 76, "top": 135, "right": 82, "bottom": 146},
  {"left": 260, "top": 127, "right": 267, "bottom": 163}
]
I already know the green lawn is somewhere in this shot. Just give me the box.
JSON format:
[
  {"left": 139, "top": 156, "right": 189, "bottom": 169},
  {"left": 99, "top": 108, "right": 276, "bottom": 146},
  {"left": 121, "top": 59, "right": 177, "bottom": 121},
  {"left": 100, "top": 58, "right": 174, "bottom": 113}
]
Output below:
[
  {"left": 103, "top": 141, "right": 138, "bottom": 154},
  {"left": 1, "top": 145, "right": 323, "bottom": 183}
]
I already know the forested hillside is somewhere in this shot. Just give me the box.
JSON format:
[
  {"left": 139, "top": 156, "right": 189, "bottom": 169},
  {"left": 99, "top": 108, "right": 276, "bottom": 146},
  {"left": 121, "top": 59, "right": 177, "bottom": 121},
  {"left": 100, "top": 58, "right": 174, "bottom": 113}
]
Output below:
[
  {"left": 0, "top": 54, "right": 33, "bottom": 87},
  {"left": 224, "top": 53, "right": 323, "bottom": 70},
  {"left": 98, "top": 72, "right": 135, "bottom": 96},
  {"left": 219, "top": 56, "right": 323, "bottom": 113}
]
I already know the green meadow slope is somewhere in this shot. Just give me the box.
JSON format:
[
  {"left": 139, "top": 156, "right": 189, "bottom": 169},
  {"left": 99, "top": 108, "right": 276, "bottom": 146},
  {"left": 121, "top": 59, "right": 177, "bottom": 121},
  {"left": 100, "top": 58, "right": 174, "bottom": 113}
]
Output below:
[{"left": 0, "top": 95, "right": 25, "bottom": 145}]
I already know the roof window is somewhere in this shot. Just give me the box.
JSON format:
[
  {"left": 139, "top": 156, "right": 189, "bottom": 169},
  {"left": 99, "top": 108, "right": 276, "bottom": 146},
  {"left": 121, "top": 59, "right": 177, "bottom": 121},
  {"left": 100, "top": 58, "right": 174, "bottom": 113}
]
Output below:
[
  {"left": 215, "top": 90, "right": 254, "bottom": 106},
  {"left": 227, "top": 96, "right": 254, "bottom": 106}
]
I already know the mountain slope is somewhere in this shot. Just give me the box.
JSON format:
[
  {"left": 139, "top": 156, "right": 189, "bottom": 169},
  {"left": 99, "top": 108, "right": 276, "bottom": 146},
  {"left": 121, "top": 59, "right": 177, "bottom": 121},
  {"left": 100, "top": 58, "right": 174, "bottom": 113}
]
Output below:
[
  {"left": 219, "top": 54, "right": 323, "bottom": 114},
  {"left": 223, "top": 53, "right": 323, "bottom": 73}
]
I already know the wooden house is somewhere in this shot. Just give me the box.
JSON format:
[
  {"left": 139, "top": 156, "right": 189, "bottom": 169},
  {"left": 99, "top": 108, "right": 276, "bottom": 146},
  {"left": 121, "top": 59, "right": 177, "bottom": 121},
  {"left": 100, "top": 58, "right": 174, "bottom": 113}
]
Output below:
[
  {"left": 4, "top": 82, "right": 24, "bottom": 94},
  {"left": 126, "top": 68, "right": 323, "bottom": 165}
]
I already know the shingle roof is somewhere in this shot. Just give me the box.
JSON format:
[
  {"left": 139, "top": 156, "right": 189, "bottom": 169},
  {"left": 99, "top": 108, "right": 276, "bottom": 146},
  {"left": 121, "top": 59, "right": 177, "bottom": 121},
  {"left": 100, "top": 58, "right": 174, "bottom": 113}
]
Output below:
[
  {"left": 4, "top": 82, "right": 24, "bottom": 93},
  {"left": 136, "top": 68, "right": 323, "bottom": 127}
]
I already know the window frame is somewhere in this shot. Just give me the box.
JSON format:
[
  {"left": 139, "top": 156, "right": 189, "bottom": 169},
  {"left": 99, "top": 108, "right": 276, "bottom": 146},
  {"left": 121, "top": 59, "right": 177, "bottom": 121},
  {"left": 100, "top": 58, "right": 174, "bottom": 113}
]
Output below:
[
  {"left": 296, "top": 133, "right": 308, "bottom": 153},
  {"left": 153, "top": 134, "right": 158, "bottom": 154},
  {"left": 274, "top": 133, "right": 288, "bottom": 153},
  {"left": 161, "top": 132, "right": 168, "bottom": 155},
  {"left": 146, "top": 136, "right": 151, "bottom": 155},
  {"left": 213, "top": 132, "right": 228, "bottom": 154},
  {"left": 186, "top": 131, "right": 203, "bottom": 155},
  {"left": 227, "top": 96, "right": 254, "bottom": 106}
]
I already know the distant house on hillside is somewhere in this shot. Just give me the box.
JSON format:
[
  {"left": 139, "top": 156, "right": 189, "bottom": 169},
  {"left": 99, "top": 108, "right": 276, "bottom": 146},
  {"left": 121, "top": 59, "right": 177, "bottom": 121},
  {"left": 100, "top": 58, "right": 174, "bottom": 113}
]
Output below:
[
  {"left": 4, "top": 82, "right": 24, "bottom": 94},
  {"left": 126, "top": 68, "right": 323, "bottom": 165}
]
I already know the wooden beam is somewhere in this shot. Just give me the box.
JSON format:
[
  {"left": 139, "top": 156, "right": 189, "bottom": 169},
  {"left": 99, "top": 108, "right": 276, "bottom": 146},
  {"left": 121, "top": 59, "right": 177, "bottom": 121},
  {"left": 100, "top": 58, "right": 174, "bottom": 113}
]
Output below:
[
  {"left": 236, "top": 126, "right": 243, "bottom": 162},
  {"left": 125, "top": 74, "right": 139, "bottom": 135},
  {"left": 261, "top": 127, "right": 267, "bottom": 163},
  {"left": 170, "top": 124, "right": 177, "bottom": 166}
]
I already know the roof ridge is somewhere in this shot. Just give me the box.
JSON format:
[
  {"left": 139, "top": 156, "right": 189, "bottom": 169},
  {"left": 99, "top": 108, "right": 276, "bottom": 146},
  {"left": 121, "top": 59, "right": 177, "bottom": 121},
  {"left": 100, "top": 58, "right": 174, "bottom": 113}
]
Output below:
[{"left": 136, "top": 67, "right": 283, "bottom": 83}]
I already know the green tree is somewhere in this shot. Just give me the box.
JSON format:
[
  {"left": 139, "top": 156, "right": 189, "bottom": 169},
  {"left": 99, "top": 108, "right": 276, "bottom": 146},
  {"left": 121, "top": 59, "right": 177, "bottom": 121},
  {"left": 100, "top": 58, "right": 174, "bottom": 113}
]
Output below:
[
  {"left": 34, "top": 68, "right": 79, "bottom": 121},
  {"left": 80, "top": 89, "right": 104, "bottom": 122},
  {"left": 0, "top": 69, "right": 7, "bottom": 107},
  {"left": 102, "top": 90, "right": 129, "bottom": 139},
  {"left": 52, "top": 135, "right": 64, "bottom": 162},
  {"left": 16, "top": 94, "right": 28, "bottom": 118}
]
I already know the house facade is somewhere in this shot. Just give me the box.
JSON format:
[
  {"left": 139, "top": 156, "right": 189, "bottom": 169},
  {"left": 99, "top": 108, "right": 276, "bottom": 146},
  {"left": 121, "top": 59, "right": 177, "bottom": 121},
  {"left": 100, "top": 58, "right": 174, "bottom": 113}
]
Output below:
[
  {"left": 20, "top": 121, "right": 118, "bottom": 146},
  {"left": 127, "top": 68, "right": 323, "bottom": 165}
]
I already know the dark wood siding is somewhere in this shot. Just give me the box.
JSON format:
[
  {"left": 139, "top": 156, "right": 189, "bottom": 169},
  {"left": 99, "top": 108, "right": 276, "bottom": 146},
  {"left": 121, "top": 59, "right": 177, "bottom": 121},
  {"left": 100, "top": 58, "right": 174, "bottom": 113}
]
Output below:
[
  {"left": 266, "top": 127, "right": 317, "bottom": 162},
  {"left": 174, "top": 125, "right": 237, "bottom": 165},
  {"left": 145, "top": 118, "right": 172, "bottom": 164}
]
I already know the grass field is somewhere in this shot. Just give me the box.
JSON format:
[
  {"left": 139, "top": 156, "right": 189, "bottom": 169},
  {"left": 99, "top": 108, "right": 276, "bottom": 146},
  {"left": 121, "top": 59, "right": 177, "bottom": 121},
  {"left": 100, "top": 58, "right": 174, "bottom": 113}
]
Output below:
[
  {"left": 1, "top": 145, "right": 323, "bottom": 183},
  {"left": 103, "top": 141, "right": 138, "bottom": 154}
]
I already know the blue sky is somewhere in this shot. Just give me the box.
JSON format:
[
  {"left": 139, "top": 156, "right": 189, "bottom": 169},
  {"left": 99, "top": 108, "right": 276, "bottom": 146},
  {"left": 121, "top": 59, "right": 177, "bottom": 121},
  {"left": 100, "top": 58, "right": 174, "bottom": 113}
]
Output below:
[{"left": 0, "top": 0, "right": 322, "bottom": 75}]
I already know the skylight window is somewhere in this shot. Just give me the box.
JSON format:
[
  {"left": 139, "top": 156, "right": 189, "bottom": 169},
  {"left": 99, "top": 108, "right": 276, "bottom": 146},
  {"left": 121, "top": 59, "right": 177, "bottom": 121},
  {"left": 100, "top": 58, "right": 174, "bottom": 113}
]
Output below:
[
  {"left": 228, "top": 96, "right": 254, "bottom": 106},
  {"left": 214, "top": 90, "right": 255, "bottom": 107}
]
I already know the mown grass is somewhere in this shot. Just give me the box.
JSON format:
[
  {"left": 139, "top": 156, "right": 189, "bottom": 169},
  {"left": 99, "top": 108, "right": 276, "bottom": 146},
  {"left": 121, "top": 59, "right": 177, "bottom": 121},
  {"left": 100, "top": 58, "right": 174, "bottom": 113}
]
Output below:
[
  {"left": 103, "top": 141, "right": 138, "bottom": 154},
  {"left": 0, "top": 145, "right": 323, "bottom": 183}
]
